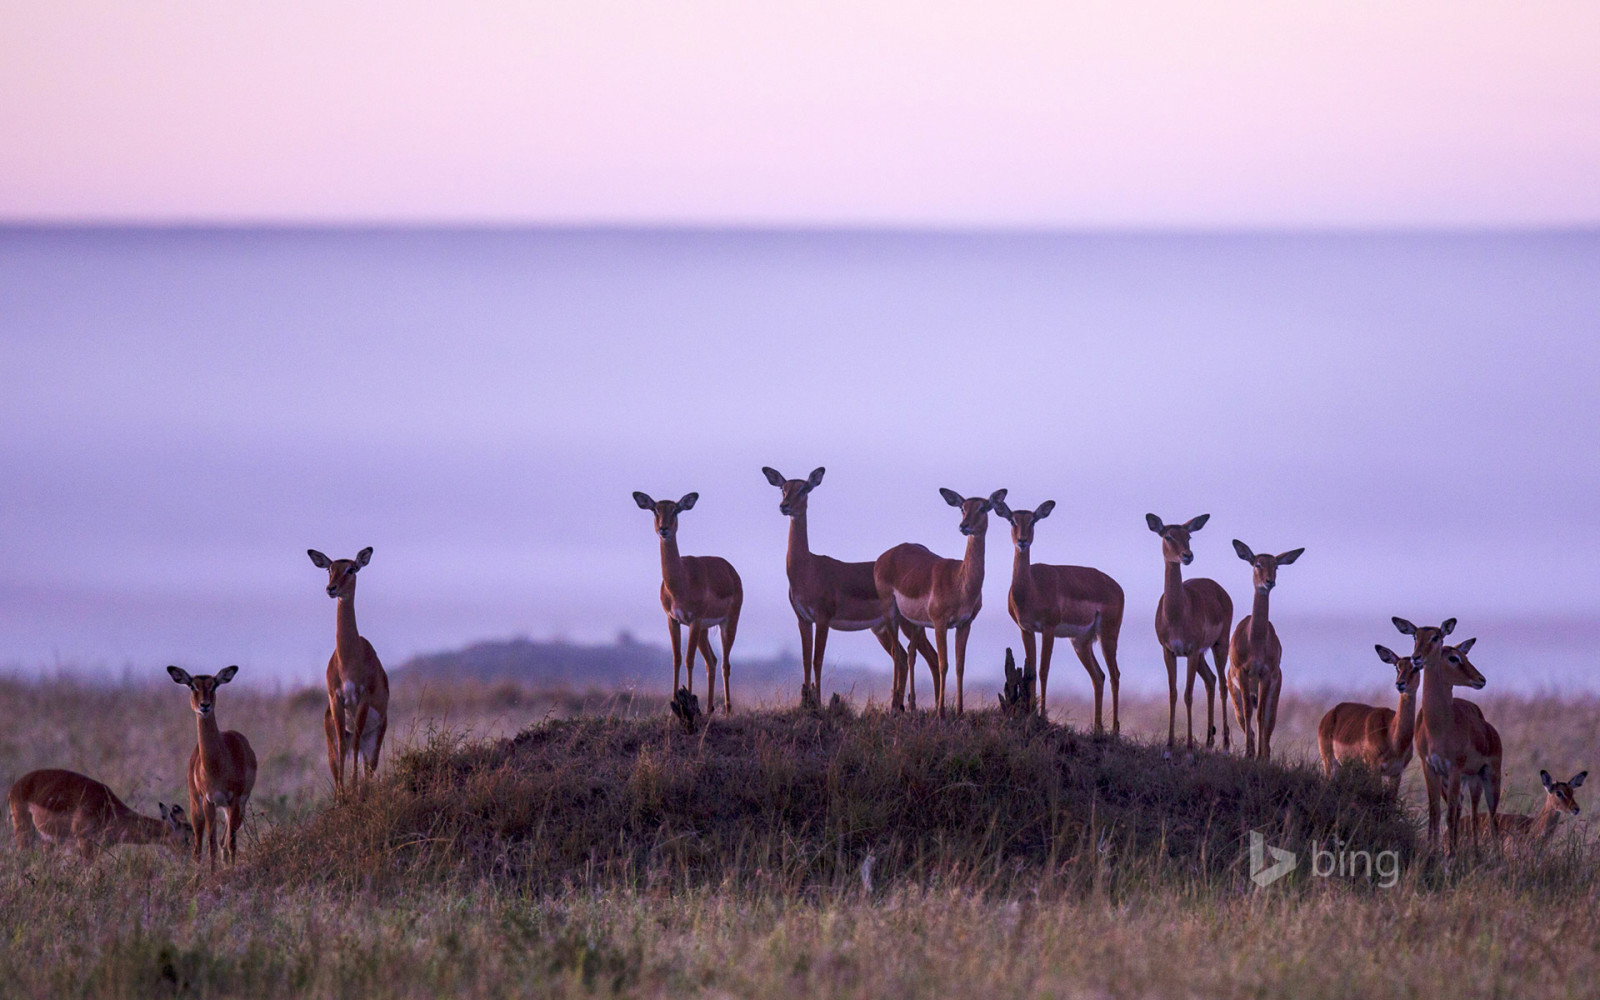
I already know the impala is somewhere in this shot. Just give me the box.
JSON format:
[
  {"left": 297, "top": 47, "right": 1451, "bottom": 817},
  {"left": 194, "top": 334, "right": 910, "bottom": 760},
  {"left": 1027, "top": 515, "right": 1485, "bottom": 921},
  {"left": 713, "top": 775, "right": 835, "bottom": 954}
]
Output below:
[
  {"left": 634, "top": 491, "right": 743, "bottom": 713},
  {"left": 1316, "top": 645, "right": 1423, "bottom": 794},
  {"left": 1476, "top": 770, "right": 1585, "bottom": 848},
  {"left": 8, "top": 769, "right": 189, "bottom": 860},
  {"left": 1146, "top": 514, "right": 1233, "bottom": 750},
  {"left": 308, "top": 547, "right": 390, "bottom": 794},
  {"left": 875, "top": 488, "right": 1004, "bottom": 716},
  {"left": 992, "top": 496, "right": 1125, "bottom": 731},
  {"left": 762, "top": 466, "right": 937, "bottom": 704},
  {"left": 1398, "top": 619, "right": 1502, "bottom": 854},
  {"left": 1226, "top": 540, "right": 1304, "bottom": 761},
  {"left": 167, "top": 665, "right": 258, "bottom": 870}
]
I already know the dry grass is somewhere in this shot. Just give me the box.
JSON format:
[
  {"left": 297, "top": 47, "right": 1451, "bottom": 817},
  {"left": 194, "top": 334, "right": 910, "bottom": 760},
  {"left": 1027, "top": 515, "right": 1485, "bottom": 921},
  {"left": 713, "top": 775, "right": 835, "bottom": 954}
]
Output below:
[{"left": 1, "top": 676, "right": 1596, "bottom": 999}]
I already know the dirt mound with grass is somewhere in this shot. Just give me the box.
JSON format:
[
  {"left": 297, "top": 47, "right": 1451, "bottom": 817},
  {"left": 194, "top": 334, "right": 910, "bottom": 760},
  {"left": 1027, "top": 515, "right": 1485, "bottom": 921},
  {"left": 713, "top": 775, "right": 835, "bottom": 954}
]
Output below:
[{"left": 247, "top": 706, "right": 1414, "bottom": 895}]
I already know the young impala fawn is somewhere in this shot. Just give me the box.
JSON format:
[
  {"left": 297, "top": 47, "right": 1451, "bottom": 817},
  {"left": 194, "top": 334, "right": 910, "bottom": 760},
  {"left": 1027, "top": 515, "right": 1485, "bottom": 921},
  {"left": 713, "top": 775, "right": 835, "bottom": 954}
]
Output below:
[
  {"left": 875, "top": 489, "right": 1004, "bottom": 717},
  {"left": 1146, "top": 514, "right": 1233, "bottom": 750},
  {"left": 9, "top": 769, "right": 189, "bottom": 860},
  {"left": 634, "top": 491, "right": 743, "bottom": 713},
  {"left": 992, "top": 496, "right": 1125, "bottom": 731},
  {"left": 1317, "top": 645, "right": 1423, "bottom": 795},
  {"left": 1475, "top": 770, "right": 1585, "bottom": 849},
  {"left": 762, "top": 466, "right": 937, "bottom": 705},
  {"left": 308, "top": 547, "right": 390, "bottom": 794},
  {"left": 167, "top": 665, "right": 257, "bottom": 870},
  {"left": 1398, "top": 619, "right": 1503, "bottom": 854},
  {"left": 1226, "top": 540, "right": 1303, "bottom": 761}
]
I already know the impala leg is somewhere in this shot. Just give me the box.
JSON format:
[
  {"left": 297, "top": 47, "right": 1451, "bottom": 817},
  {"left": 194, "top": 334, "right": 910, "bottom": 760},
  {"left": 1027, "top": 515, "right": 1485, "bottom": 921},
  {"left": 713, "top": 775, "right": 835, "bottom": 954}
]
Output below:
[
  {"left": 934, "top": 627, "right": 951, "bottom": 718},
  {"left": 695, "top": 629, "right": 719, "bottom": 713},
  {"left": 225, "top": 805, "right": 242, "bottom": 864},
  {"left": 811, "top": 619, "right": 831, "bottom": 703},
  {"left": 911, "top": 626, "right": 939, "bottom": 713},
  {"left": 1162, "top": 647, "right": 1179, "bottom": 748},
  {"left": 954, "top": 624, "right": 971, "bottom": 717},
  {"left": 1020, "top": 629, "right": 1039, "bottom": 712},
  {"left": 1422, "top": 765, "right": 1442, "bottom": 849},
  {"left": 685, "top": 622, "right": 705, "bottom": 700},
  {"left": 1196, "top": 654, "right": 1217, "bottom": 749},
  {"left": 668, "top": 618, "right": 684, "bottom": 693},
  {"left": 1070, "top": 635, "right": 1107, "bottom": 734},
  {"left": 1468, "top": 779, "right": 1483, "bottom": 855},
  {"left": 204, "top": 802, "right": 219, "bottom": 873},
  {"left": 189, "top": 790, "right": 205, "bottom": 865},
  {"left": 1037, "top": 632, "right": 1056, "bottom": 722},
  {"left": 1259, "top": 673, "right": 1280, "bottom": 762},
  {"left": 1182, "top": 654, "right": 1199, "bottom": 749},
  {"left": 1446, "top": 771, "right": 1463, "bottom": 855},
  {"left": 332, "top": 697, "right": 352, "bottom": 796},
  {"left": 797, "top": 619, "right": 815, "bottom": 701},
  {"left": 1213, "top": 640, "right": 1231, "bottom": 751},
  {"left": 873, "top": 624, "right": 905, "bottom": 710},
  {"left": 323, "top": 706, "right": 340, "bottom": 794},
  {"left": 1101, "top": 630, "right": 1122, "bottom": 736},
  {"left": 719, "top": 608, "right": 738, "bottom": 715},
  {"left": 350, "top": 701, "right": 371, "bottom": 794},
  {"left": 1487, "top": 759, "right": 1502, "bottom": 845}
]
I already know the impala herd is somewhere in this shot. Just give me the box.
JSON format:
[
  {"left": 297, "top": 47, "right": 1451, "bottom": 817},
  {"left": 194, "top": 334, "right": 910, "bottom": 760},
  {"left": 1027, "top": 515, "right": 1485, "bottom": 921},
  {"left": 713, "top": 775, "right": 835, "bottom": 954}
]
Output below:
[{"left": 4, "top": 467, "right": 1587, "bottom": 868}]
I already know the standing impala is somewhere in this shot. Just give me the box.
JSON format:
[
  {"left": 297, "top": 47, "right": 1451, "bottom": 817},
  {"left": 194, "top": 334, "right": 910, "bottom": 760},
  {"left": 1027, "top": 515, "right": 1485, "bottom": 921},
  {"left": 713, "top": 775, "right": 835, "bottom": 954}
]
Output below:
[
  {"left": 1146, "top": 514, "right": 1233, "bottom": 750},
  {"left": 308, "top": 547, "right": 390, "bottom": 794},
  {"left": 8, "top": 769, "right": 189, "bottom": 860},
  {"left": 1398, "top": 619, "right": 1503, "bottom": 854},
  {"left": 992, "top": 496, "right": 1125, "bottom": 732},
  {"left": 167, "top": 665, "right": 257, "bottom": 870},
  {"left": 1316, "top": 645, "right": 1423, "bottom": 794},
  {"left": 634, "top": 491, "right": 743, "bottom": 713},
  {"left": 762, "top": 466, "right": 937, "bottom": 704},
  {"left": 875, "top": 488, "right": 1003, "bottom": 717},
  {"left": 1226, "top": 540, "right": 1304, "bottom": 761}
]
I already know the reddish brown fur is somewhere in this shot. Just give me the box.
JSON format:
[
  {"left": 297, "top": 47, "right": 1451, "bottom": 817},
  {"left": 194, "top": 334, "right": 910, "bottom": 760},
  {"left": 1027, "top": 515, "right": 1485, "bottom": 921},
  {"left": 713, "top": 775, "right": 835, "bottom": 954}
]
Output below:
[
  {"left": 1475, "top": 770, "right": 1585, "bottom": 848},
  {"left": 167, "top": 665, "right": 258, "bottom": 870},
  {"left": 1146, "top": 514, "right": 1234, "bottom": 750},
  {"left": 993, "top": 497, "right": 1125, "bottom": 732},
  {"left": 8, "top": 768, "right": 188, "bottom": 860},
  {"left": 762, "top": 467, "right": 937, "bottom": 705},
  {"left": 1225, "top": 540, "right": 1304, "bottom": 761},
  {"left": 634, "top": 491, "right": 744, "bottom": 713},
  {"left": 308, "top": 547, "right": 390, "bottom": 795},
  {"left": 1317, "top": 645, "right": 1423, "bottom": 794},
  {"left": 875, "top": 489, "right": 1004, "bottom": 717}
]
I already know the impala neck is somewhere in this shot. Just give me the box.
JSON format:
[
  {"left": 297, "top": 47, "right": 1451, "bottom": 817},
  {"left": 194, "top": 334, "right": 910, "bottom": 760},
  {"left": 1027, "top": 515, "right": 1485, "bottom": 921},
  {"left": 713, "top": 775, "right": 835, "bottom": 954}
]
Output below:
[
  {"left": 1248, "top": 588, "right": 1272, "bottom": 647},
  {"left": 1389, "top": 687, "right": 1418, "bottom": 756},
  {"left": 336, "top": 593, "right": 362, "bottom": 662},
  {"left": 1162, "top": 559, "right": 1187, "bottom": 619},
  {"left": 1532, "top": 798, "right": 1565, "bottom": 840},
  {"left": 121, "top": 812, "right": 172, "bottom": 845},
  {"left": 960, "top": 531, "right": 986, "bottom": 601},
  {"left": 1011, "top": 543, "right": 1034, "bottom": 603},
  {"left": 196, "top": 709, "right": 225, "bottom": 766},
  {"left": 786, "top": 507, "right": 812, "bottom": 579},
  {"left": 1418, "top": 648, "right": 1455, "bottom": 732},
  {"left": 659, "top": 534, "right": 687, "bottom": 593}
]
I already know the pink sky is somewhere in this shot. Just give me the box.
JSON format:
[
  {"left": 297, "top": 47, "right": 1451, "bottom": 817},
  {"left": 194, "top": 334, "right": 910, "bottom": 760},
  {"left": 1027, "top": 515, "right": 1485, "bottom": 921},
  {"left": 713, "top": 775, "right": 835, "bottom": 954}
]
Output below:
[{"left": 2, "top": 1, "right": 1597, "bottom": 227}]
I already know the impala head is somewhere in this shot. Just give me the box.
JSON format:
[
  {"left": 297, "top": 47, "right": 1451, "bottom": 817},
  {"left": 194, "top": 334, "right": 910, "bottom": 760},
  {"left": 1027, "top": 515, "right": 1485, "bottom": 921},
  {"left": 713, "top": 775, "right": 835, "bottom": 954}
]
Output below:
[
  {"left": 941, "top": 488, "right": 1005, "bottom": 536},
  {"left": 1374, "top": 644, "right": 1423, "bottom": 695},
  {"left": 1540, "top": 770, "right": 1587, "bottom": 816},
  {"left": 1232, "top": 540, "right": 1304, "bottom": 593},
  {"left": 1392, "top": 616, "right": 1457, "bottom": 668},
  {"left": 307, "top": 547, "right": 372, "bottom": 599},
  {"left": 158, "top": 803, "right": 192, "bottom": 849},
  {"left": 1426, "top": 636, "right": 1485, "bottom": 690},
  {"left": 166, "top": 665, "right": 239, "bottom": 718},
  {"left": 633, "top": 491, "right": 698, "bottom": 540},
  {"left": 991, "top": 497, "right": 1055, "bottom": 551},
  {"left": 762, "top": 466, "right": 825, "bottom": 517},
  {"left": 1145, "top": 513, "right": 1208, "bottom": 565}
]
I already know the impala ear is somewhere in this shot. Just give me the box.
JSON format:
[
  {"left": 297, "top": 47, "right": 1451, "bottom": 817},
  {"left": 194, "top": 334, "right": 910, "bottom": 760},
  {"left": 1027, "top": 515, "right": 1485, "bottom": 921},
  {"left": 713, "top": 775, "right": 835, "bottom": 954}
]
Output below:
[
  {"left": 1374, "top": 644, "right": 1398, "bottom": 665},
  {"left": 1441, "top": 617, "right": 1457, "bottom": 636},
  {"left": 988, "top": 489, "right": 1007, "bottom": 507},
  {"left": 991, "top": 498, "right": 1014, "bottom": 521},
  {"left": 1184, "top": 514, "right": 1210, "bottom": 533},
  {"left": 1232, "top": 540, "right": 1255, "bottom": 562},
  {"left": 1571, "top": 771, "right": 1587, "bottom": 789},
  {"left": 307, "top": 550, "right": 331, "bottom": 569},
  {"left": 1541, "top": 770, "right": 1555, "bottom": 792},
  {"left": 632, "top": 491, "right": 656, "bottom": 510},
  {"left": 1455, "top": 636, "right": 1476, "bottom": 654},
  {"left": 1276, "top": 548, "right": 1304, "bottom": 565},
  {"left": 166, "top": 665, "right": 193, "bottom": 686},
  {"left": 1145, "top": 513, "right": 1164, "bottom": 533},
  {"left": 1392, "top": 617, "right": 1417, "bottom": 636},
  {"left": 1034, "top": 500, "right": 1055, "bottom": 520},
  {"left": 939, "top": 488, "right": 964, "bottom": 507},
  {"left": 761, "top": 467, "right": 785, "bottom": 487},
  {"left": 676, "top": 492, "right": 698, "bottom": 511},
  {"left": 159, "top": 803, "right": 169, "bottom": 821},
  {"left": 215, "top": 665, "right": 239, "bottom": 684},
  {"left": 355, "top": 547, "right": 372, "bottom": 567},
  {"left": 806, "top": 467, "right": 825, "bottom": 488}
]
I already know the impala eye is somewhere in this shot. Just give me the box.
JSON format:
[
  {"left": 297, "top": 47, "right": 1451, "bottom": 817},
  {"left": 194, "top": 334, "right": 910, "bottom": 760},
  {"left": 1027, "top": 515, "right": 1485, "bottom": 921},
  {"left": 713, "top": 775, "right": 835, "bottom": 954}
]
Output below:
[{"left": 1449, "top": 655, "right": 1460, "bottom": 663}]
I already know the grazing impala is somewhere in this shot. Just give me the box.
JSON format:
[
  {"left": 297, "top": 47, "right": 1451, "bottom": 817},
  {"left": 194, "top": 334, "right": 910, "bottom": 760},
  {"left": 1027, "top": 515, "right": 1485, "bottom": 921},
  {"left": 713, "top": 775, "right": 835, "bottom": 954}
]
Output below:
[
  {"left": 1476, "top": 770, "right": 1585, "bottom": 849},
  {"left": 308, "top": 547, "right": 390, "bottom": 794},
  {"left": 762, "top": 466, "right": 937, "bottom": 704},
  {"left": 8, "top": 769, "right": 189, "bottom": 860},
  {"left": 1146, "top": 514, "right": 1233, "bottom": 750},
  {"left": 167, "top": 665, "right": 257, "bottom": 870},
  {"left": 1398, "top": 619, "right": 1503, "bottom": 854},
  {"left": 992, "top": 496, "right": 1125, "bottom": 731},
  {"left": 1226, "top": 540, "right": 1304, "bottom": 761},
  {"left": 875, "top": 488, "right": 1004, "bottom": 717},
  {"left": 634, "top": 491, "right": 743, "bottom": 713},
  {"left": 1317, "top": 645, "right": 1423, "bottom": 794}
]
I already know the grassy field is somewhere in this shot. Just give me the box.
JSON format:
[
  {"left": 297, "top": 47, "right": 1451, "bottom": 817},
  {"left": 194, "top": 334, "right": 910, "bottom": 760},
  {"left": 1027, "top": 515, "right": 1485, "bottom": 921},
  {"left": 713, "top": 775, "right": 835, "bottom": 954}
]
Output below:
[{"left": 0, "top": 674, "right": 1595, "bottom": 998}]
